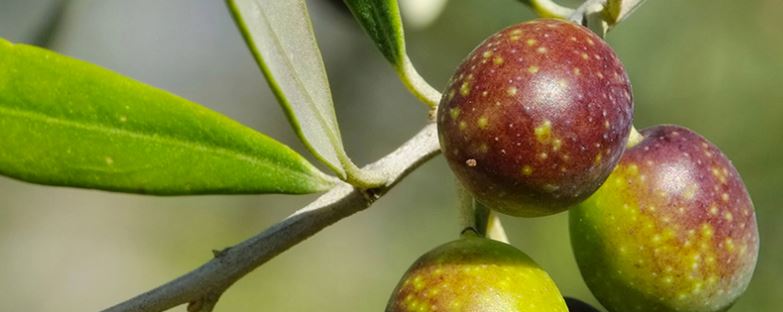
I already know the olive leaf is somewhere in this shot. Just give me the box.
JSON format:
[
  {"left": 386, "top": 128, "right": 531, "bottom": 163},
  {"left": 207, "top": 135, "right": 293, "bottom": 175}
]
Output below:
[
  {"left": 342, "top": 0, "right": 440, "bottom": 108},
  {"left": 228, "top": 0, "right": 350, "bottom": 178},
  {"left": 0, "top": 38, "right": 336, "bottom": 195},
  {"left": 343, "top": 0, "right": 405, "bottom": 66}
]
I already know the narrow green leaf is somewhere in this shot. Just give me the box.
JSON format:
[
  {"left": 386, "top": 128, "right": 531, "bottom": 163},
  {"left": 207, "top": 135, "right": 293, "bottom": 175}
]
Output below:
[
  {"left": 228, "top": 0, "right": 348, "bottom": 178},
  {"left": 342, "top": 0, "right": 405, "bottom": 65},
  {"left": 0, "top": 38, "right": 336, "bottom": 195},
  {"left": 340, "top": 0, "right": 441, "bottom": 108}
]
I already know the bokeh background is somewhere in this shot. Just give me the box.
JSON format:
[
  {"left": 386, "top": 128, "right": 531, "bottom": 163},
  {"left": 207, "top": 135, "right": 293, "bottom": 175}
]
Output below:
[{"left": 1, "top": 0, "right": 781, "bottom": 311}]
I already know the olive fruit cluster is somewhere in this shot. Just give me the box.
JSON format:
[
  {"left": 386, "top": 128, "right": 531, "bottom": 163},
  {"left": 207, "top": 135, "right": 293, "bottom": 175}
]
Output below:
[{"left": 390, "top": 17, "right": 758, "bottom": 312}]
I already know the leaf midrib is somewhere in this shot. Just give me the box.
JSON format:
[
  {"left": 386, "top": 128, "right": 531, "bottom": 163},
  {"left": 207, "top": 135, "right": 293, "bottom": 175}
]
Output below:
[
  {"left": 0, "top": 104, "right": 298, "bottom": 175},
  {"left": 254, "top": 0, "right": 344, "bottom": 158},
  {"left": 372, "top": 0, "right": 402, "bottom": 63}
]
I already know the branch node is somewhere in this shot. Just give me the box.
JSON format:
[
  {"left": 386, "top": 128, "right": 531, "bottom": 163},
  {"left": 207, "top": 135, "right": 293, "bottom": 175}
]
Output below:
[
  {"left": 187, "top": 290, "right": 223, "bottom": 312},
  {"left": 362, "top": 187, "right": 383, "bottom": 203},
  {"left": 186, "top": 300, "right": 202, "bottom": 312},
  {"left": 211, "top": 247, "right": 231, "bottom": 259}
]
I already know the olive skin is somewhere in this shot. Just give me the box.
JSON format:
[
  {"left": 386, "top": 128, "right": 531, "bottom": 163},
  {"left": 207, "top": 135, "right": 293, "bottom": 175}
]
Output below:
[
  {"left": 437, "top": 19, "right": 633, "bottom": 217},
  {"left": 570, "top": 125, "right": 759, "bottom": 312},
  {"left": 386, "top": 236, "right": 568, "bottom": 312}
]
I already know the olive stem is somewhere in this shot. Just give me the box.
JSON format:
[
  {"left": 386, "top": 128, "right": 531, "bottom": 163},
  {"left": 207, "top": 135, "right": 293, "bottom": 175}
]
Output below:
[
  {"left": 456, "top": 180, "right": 478, "bottom": 233},
  {"left": 524, "top": 0, "right": 575, "bottom": 19},
  {"left": 486, "top": 211, "right": 510, "bottom": 244},
  {"left": 568, "top": 0, "right": 611, "bottom": 37},
  {"left": 397, "top": 54, "right": 442, "bottom": 110},
  {"left": 568, "top": 0, "right": 606, "bottom": 24},
  {"left": 473, "top": 200, "right": 491, "bottom": 236},
  {"left": 626, "top": 125, "right": 644, "bottom": 148},
  {"left": 606, "top": 0, "right": 649, "bottom": 25},
  {"left": 456, "top": 182, "right": 510, "bottom": 243}
]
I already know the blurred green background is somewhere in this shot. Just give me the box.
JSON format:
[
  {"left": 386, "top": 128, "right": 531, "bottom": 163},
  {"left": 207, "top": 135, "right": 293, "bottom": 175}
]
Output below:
[{"left": 0, "top": 0, "right": 781, "bottom": 311}]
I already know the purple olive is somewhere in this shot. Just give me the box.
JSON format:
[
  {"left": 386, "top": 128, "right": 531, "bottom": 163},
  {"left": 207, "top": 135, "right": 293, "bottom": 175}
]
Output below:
[{"left": 438, "top": 19, "right": 633, "bottom": 217}]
